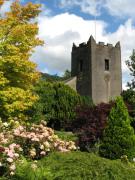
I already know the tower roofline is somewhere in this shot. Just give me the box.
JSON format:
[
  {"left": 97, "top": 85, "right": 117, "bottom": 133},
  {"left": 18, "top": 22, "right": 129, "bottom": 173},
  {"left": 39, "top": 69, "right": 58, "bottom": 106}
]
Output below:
[{"left": 72, "top": 35, "right": 121, "bottom": 51}]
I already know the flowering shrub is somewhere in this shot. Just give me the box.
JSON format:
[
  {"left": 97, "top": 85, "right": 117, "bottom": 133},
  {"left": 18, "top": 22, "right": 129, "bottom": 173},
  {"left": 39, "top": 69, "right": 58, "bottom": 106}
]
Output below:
[{"left": 0, "top": 118, "right": 77, "bottom": 177}]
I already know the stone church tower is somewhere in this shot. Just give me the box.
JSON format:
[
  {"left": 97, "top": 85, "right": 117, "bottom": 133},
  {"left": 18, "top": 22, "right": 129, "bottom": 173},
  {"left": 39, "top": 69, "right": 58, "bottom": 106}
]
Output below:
[{"left": 68, "top": 35, "right": 122, "bottom": 104}]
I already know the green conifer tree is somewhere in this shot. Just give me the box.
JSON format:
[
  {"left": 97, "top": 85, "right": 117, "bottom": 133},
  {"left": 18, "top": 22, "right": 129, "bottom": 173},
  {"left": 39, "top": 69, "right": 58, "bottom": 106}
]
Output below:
[{"left": 99, "top": 96, "right": 135, "bottom": 161}]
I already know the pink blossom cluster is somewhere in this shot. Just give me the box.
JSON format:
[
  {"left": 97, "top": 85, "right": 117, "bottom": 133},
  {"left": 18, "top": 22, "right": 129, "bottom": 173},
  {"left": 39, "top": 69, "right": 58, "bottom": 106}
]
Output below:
[{"left": 0, "top": 119, "right": 77, "bottom": 177}]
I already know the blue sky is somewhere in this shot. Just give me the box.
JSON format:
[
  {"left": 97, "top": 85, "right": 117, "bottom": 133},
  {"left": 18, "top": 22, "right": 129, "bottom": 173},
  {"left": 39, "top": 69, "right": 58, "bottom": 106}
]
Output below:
[{"left": 2, "top": 0, "right": 135, "bottom": 90}]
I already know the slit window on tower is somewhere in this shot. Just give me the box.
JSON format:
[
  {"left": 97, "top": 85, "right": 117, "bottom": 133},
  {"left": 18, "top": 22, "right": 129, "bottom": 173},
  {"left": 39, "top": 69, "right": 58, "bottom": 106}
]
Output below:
[
  {"left": 105, "top": 59, "right": 109, "bottom": 71},
  {"left": 79, "top": 60, "right": 83, "bottom": 72}
]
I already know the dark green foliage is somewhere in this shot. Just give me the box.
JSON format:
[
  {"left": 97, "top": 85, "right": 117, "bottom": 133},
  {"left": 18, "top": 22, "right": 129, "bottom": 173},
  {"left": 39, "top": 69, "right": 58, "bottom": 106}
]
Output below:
[
  {"left": 3, "top": 151, "right": 135, "bottom": 180},
  {"left": 81, "top": 95, "right": 94, "bottom": 106},
  {"left": 25, "top": 82, "right": 56, "bottom": 125},
  {"left": 62, "top": 69, "right": 71, "bottom": 80},
  {"left": 125, "top": 49, "right": 135, "bottom": 90},
  {"left": 121, "top": 89, "right": 134, "bottom": 104},
  {"left": 48, "top": 82, "right": 82, "bottom": 130},
  {"left": 99, "top": 96, "right": 135, "bottom": 161},
  {"left": 12, "top": 151, "right": 135, "bottom": 180},
  {"left": 122, "top": 89, "right": 135, "bottom": 129},
  {"left": 26, "top": 82, "right": 82, "bottom": 130}
]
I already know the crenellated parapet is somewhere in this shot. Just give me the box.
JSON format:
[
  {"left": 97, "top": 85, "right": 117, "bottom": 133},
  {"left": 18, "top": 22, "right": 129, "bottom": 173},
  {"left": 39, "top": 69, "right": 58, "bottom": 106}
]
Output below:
[{"left": 72, "top": 35, "right": 121, "bottom": 51}]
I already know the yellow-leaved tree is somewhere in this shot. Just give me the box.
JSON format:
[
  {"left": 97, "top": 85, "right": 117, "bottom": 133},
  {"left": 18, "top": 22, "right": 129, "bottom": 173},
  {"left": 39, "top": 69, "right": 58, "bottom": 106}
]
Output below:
[{"left": 0, "top": 0, "right": 44, "bottom": 122}]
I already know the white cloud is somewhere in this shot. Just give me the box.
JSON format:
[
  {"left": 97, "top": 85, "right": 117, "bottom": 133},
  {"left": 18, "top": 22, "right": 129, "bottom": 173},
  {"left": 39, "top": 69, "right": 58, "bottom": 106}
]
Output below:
[
  {"left": 58, "top": 0, "right": 135, "bottom": 18},
  {"left": 106, "top": 19, "right": 135, "bottom": 74},
  {"left": 105, "top": 0, "right": 135, "bottom": 18},
  {"left": 40, "top": 3, "right": 52, "bottom": 16},
  {"left": 32, "top": 13, "right": 107, "bottom": 73},
  {"left": 122, "top": 83, "right": 129, "bottom": 90},
  {"left": 57, "top": 0, "right": 103, "bottom": 16},
  {"left": 80, "top": 0, "right": 103, "bottom": 16},
  {"left": 41, "top": 68, "right": 49, "bottom": 74},
  {"left": 56, "top": 0, "right": 79, "bottom": 9}
]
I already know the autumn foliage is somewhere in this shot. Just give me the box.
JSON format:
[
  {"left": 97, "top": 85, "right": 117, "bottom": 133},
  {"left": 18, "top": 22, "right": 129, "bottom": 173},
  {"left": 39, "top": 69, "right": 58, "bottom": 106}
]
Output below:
[{"left": 0, "top": 0, "right": 44, "bottom": 121}]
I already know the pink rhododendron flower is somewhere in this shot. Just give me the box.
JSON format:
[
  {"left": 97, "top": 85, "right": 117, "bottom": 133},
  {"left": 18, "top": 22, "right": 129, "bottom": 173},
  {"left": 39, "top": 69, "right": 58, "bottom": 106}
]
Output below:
[
  {"left": 1, "top": 138, "right": 8, "bottom": 144},
  {"left": 61, "top": 148, "right": 68, "bottom": 152},
  {"left": 58, "top": 146, "right": 63, "bottom": 151},
  {"left": 7, "top": 151, "right": 14, "bottom": 158},
  {"left": 8, "top": 135, "right": 14, "bottom": 140},
  {"left": 38, "top": 135, "right": 43, "bottom": 139},
  {"left": 31, "top": 137, "right": 39, "bottom": 142},
  {"left": 20, "top": 133, "right": 26, "bottom": 138},
  {"left": 30, "top": 127, "right": 35, "bottom": 130},
  {"left": 40, "top": 145, "right": 44, "bottom": 149},
  {"left": 39, "top": 124, "right": 43, "bottom": 128},
  {"left": 10, "top": 165, "right": 16, "bottom": 171},
  {"left": 18, "top": 126, "right": 24, "bottom": 132},
  {"left": 15, "top": 121, "right": 19, "bottom": 124},
  {"left": 13, "top": 130, "right": 20, "bottom": 136},
  {"left": 0, "top": 133, "right": 4, "bottom": 139},
  {"left": 7, "top": 158, "right": 13, "bottom": 163},
  {"left": 10, "top": 171, "right": 15, "bottom": 176},
  {"left": 44, "top": 141, "right": 50, "bottom": 147},
  {"left": 29, "top": 150, "right": 36, "bottom": 157},
  {"left": 3, "top": 122, "right": 8, "bottom": 127},
  {"left": 9, "top": 143, "right": 16, "bottom": 149},
  {"left": 53, "top": 143, "right": 58, "bottom": 147},
  {"left": 36, "top": 128, "right": 39, "bottom": 131},
  {"left": 0, "top": 162, "right": 2, "bottom": 167},
  {"left": 30, "top": 132, "right": 35, "bottom": 137},
  {"left": 133, "top": 158, "right": 135, "bottom": 162},
  {"left": 27, "top": 134, "right": 32, "bottom": 139},
  {"left": 43, "top": 130, "right": 48, "bottom": 133},
  {"left": 40, "top": 151, "right": 46, "bottom": 155},
  {"left": 14, "top": 153, "right": 19, "bottom": 157}
]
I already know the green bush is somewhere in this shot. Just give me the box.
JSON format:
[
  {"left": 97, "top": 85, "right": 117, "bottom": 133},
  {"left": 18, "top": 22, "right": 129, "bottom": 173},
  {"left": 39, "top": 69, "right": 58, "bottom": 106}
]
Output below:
[
  {"left": 25, "top": 82, "right": 56, "bottom": 125},
  {"left": 26, "top": 82, "right": 82, "bottom": 130},
  {"left": 27, "top": 151, "right": 135, "bottom": 180},
  {"left": 81, "top": 95, "right": 94, "bottom": 106},
  {"left": 122, "top": 89, "right": 135, "bottom": 130},
  {"left": 99, "top": 96, "right": 135, "bottom": 161}
]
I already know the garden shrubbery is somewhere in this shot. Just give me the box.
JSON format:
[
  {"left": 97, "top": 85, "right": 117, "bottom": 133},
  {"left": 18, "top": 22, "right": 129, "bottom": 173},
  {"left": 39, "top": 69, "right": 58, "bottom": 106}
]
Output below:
[
  {"left": 26, "top": 81, "right": 82, "bottom": 130},
  {"left": 63, "top": 101, "right": 114, "bottom": 151},
  {"left": 63, "top": 99, "right": 133, "bottom": 152},
  {"left": 0, "top": 119, "right": 77, "bottom": 178},
  {"left": 99, "top": 96, "right": 135, "bottom": 161}
]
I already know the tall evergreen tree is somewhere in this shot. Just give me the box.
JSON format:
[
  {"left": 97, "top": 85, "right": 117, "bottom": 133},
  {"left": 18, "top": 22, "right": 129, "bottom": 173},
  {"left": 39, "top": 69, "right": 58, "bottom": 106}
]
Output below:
[{"left": 99, "top": 96, "right": 135, "bottom": 161}]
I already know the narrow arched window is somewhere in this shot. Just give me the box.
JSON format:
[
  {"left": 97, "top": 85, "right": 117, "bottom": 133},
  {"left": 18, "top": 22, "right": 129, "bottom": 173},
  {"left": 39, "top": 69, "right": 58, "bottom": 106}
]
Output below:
[
  {"left": 105, "top": 59, "right": 109, "bottom": 71},
  {"left": 79, "top": 60, "right": 83, "bottom": 72}
]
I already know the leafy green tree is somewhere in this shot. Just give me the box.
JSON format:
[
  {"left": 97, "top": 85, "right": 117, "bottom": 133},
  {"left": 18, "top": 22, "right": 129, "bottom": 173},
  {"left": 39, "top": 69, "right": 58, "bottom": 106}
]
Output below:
[
  {"left": 62, "top": 69, "right": 71, "bottom": 80},
  {"left": 125, "top": 49, "right": 135, "bottom": 90},
  {"left": 99, "top": 96, "right": 135, "bottom": 161},
  {"left": 0, "top": 0, "right": 44, "bottom": 121},
  {"left": 122, "top": 89, "right": 135, "bottom": 130},
  {"left": 25, "top": 82, "right": 55, "bottom": 125},
  {"left": 26, "top": 82, "right": 82, "bottom": 130}
]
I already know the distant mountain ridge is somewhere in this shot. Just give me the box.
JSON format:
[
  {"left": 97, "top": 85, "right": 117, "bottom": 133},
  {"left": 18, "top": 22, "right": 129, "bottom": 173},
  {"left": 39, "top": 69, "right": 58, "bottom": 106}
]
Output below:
[{"left": 40, "top": 72, "right": 63, "bottom": 81}]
